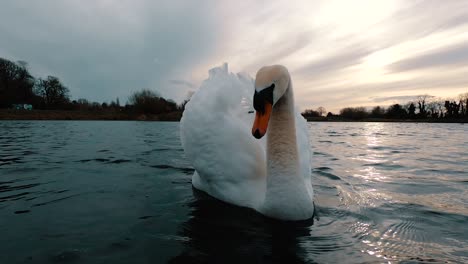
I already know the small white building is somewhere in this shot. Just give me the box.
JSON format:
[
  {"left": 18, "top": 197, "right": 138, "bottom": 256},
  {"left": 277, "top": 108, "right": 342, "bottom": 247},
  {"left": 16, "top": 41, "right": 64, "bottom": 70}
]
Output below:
[{"left": 12, "top": 104, "right": 33, "bottom": 110}]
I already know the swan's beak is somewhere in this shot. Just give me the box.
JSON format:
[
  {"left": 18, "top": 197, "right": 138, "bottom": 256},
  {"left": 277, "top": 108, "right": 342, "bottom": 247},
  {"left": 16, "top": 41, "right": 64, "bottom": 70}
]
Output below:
[{"left": 252, "top": 102, "right": 272, "bottom": 139}]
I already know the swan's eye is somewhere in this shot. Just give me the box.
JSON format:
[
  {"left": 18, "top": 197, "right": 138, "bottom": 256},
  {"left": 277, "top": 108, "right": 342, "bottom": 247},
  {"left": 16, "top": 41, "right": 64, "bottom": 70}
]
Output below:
[{"left": 253, "top": 84, "right": 274, "bottom": 114}]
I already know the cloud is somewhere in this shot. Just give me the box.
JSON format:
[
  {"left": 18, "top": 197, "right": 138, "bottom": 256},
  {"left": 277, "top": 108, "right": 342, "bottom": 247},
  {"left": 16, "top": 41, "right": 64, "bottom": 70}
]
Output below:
[
  {"left": 240, "top": 31, "right": 315, "bottom": 72},
  {"left": 290, "top": 0, "right": 468, "bottom": 111},
  {"left": 0, "top": 0, "right": 221, "bottom": 103},
  {"left": 295, "top": 69, "right": 468, "bottom": 112},
  {"left": 1, "top": 0, "right": 467, "bottom": 112},
  {"left": 293, "top": 45, "right": 373, "bottom": 78},
  {"left": 372, "top": 0, "right": 468, "bottom": 48},
  {"left": 388, "top": 43, "right": 468, "bottom": 73},
  {"left": 313, "top": 74, "right": 468, "bottom": 97},
  {"left": 370, "top": 95, "right": 435, "bottom": 103}
]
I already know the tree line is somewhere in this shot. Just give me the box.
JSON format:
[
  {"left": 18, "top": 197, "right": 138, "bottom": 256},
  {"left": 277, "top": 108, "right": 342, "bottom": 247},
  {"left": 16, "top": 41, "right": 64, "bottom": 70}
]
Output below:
[
  {"left": 0, "top": 57, "right": 184, "bottom": 115},
  {"left": 3, "top": 56, "right": 467, "bottom": 121},
  {"left": 302, "top": 94, "right": 468, "bottom": 121}
]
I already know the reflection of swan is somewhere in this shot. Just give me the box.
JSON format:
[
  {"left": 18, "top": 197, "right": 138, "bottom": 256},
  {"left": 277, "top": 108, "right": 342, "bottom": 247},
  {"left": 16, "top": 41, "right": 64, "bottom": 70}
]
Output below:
[
  {"left": 169, "top": 188, "right": 312, "bottom": 263},
  {"left": 180, "top": 64, "right": 314, "bottom": 220}
]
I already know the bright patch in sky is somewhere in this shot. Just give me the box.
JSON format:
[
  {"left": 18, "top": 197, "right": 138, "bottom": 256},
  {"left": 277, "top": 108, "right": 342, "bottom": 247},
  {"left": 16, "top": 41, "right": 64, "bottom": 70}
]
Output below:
[{"left": 0, "top": 0, "right": 467, "bottom": 112}]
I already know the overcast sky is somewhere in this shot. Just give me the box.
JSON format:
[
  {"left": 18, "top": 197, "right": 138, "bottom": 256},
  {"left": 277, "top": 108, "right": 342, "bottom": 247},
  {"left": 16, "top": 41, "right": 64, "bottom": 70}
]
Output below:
[{"left": 1, "top": 0, "right": 467, "bottom": 112}]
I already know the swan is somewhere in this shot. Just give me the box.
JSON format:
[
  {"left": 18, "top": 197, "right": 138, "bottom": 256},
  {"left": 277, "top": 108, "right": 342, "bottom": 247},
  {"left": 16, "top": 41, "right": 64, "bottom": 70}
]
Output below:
[{"left": 180, "top": 63, "right": 314, "bottom": 220}]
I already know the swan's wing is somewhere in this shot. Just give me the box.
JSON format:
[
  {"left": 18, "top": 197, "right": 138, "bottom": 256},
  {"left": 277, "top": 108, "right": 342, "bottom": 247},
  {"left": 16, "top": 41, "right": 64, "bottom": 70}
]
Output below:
[
  {"left": 295, "top": 109, "right": 314, "bottom": 198},
  {"left": 180, "top": 64, "right": 266, "bottom": 209}
]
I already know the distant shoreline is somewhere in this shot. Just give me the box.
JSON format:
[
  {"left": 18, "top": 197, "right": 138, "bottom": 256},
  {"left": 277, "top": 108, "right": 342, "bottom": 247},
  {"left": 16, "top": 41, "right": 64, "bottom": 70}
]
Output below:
[
  {"left": 0, "top": 109, "right": 182, "bottom": 121},
  {"left": 304, "top": 116, "right": 468, "bottom": 123},
  {"left": 1, "top": 110, "right": 467, "bottom": 123}
]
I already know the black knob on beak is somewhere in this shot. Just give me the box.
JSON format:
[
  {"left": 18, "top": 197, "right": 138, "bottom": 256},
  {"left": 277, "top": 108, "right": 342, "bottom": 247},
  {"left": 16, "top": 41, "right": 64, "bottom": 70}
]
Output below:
[{"left": 253, "top": 129, "right": 262, "bottom": 139}]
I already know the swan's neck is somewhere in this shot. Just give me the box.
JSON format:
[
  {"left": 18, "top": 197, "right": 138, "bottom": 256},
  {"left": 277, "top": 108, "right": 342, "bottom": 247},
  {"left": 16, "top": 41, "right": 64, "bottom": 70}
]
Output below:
[
  {"left": 261, "top": 81, "right": 314, "bottom": 220},
  {"left": 266, "top": 83, "right": 299, "bottom": 179}
]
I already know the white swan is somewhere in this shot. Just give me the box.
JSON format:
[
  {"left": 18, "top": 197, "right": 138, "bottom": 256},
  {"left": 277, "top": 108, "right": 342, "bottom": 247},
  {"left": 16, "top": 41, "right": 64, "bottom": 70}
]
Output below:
[{"left": 180, "top": 63, "right": 314, "bottom": 220}]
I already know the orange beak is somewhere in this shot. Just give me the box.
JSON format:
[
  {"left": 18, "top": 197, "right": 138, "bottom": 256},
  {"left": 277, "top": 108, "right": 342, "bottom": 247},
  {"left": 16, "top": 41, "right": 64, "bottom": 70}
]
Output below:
[{"left": 252, "top": 102, "right": 272, "bottom": 139}]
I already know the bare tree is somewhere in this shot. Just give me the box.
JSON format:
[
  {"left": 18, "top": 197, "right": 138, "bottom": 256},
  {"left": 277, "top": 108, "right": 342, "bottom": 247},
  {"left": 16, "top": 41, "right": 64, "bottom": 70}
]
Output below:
[
  {"left": 0, "top": 58, "right": 35, "bottom": 107},
  {"left": 109, "top": 97, "right": 121, "bottom": 109},
  {"left": 458, "top": 92, "right": 468, "bottom": 116},
  {"left": 433, "top": 98, "right": 445, "bottom": 118},
  {"left": 386, "top": 104, "right": 407, "bottom": 119},
  {"left": 129, "top": 89, "right": 177, "bottom": 114},
  {"left": 417, "top": 94, "right": 430, "bottom": 117},
  {"left": 405, "top": 102, "right": 416, "bottom": 117},
  {"left": 302, "top": 109, "right": 320, "bottom": 118},
  {"left": 340, "top": 107, "right": 369, "bottom": 120},
  {"left": 444, "top": 99, "right": 460, "bottom": 118},
  {"left": 426, "top": 99, "right": 439, "bottom": 118},
  {"left": 370, "top": 106, "right": 385, "bottom": 118},
  {"left": 35, "top": 76, "right": 70, "bottom": 109},
  {"left": 316, "top": 106, "right": 326, "bottom": 117}
]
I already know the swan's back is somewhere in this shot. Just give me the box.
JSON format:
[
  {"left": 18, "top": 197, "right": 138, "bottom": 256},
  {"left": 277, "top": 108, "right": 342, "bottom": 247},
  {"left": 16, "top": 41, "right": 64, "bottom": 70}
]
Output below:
[{"left": 180, "top": 64, "right": 267, "bottom": 208}]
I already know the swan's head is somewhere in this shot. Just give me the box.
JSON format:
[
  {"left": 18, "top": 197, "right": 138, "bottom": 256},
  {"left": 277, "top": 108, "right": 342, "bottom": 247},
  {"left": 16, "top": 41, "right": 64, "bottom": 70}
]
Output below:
[{"left": 251, "top": 65, "right": 290, "bottom": 139}]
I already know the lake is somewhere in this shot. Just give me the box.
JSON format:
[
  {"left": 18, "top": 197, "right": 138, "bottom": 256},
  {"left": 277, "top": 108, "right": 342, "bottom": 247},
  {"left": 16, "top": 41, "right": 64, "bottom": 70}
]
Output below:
[{"left": 0, "top": 121, "right": 467, "bottom": 263}]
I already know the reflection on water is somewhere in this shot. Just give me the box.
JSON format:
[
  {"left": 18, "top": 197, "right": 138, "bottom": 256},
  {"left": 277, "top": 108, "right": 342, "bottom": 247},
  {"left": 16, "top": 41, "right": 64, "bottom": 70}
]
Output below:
[
  {"left": 170, "top": 189, "right": 313, "bottom": 263},
  {"left": 0, "top": 121, "right": 467, "bottom": 263}
]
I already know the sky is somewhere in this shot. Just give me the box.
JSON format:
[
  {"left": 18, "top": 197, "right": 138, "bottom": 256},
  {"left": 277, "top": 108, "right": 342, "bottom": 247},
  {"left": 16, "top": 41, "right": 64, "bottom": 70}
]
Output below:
[{"left": 1, "top": 0, "right": 467, "bottom": 112}]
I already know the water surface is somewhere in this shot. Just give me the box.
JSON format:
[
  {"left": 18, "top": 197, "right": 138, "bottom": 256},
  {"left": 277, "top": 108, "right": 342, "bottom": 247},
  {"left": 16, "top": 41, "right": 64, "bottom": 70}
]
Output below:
[{"left": 1, "top": 121, "right": 467, "bottom": 263}]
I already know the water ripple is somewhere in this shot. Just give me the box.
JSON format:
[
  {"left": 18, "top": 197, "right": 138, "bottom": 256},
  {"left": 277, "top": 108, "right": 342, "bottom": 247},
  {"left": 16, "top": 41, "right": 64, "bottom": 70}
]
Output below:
[{"left": 0, "top": 121, "right": 466, "bottom": 263}]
